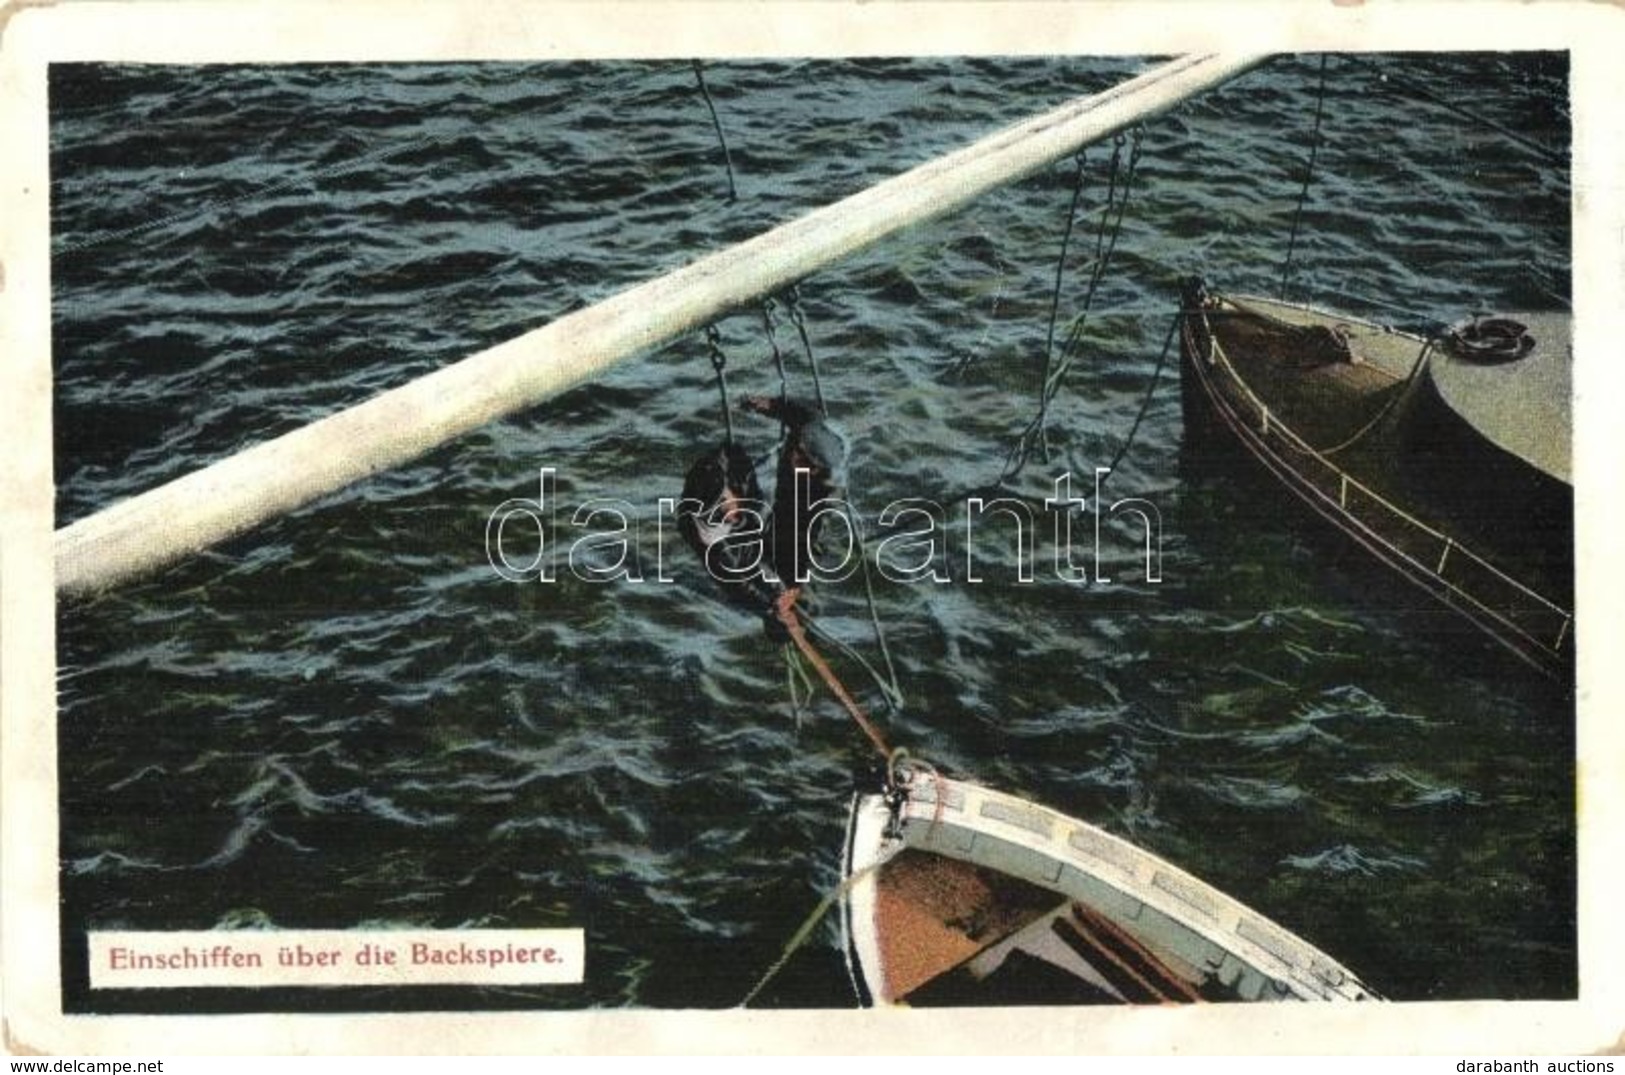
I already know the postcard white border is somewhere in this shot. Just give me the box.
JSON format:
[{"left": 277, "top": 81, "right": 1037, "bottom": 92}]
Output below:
[{"left": 3, "top": 0, "right": 1621, "bottom": 1056}]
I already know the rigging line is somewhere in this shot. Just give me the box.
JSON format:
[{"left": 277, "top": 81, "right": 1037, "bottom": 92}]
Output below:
[
  {"left": 740, "top": 842, "right": 903, "bottom": 1008},
  {"left": 784, "top": 642, "right": 815, "bottom": 729},
  {"left": 1003, "top": 126, "right": 1146, "bottom": 481},
  {"left": 1042, "top": 138, "right": 1128, "bottom": 398},
  {"left": 801, "top": 608, "right": 905, "bottom": 714},
  {"left": 1340, "top": 54, "right": 1567, "bottom": 168},
  {"left": 1045, "top": 127, "right": 1144, "bottom": 398},
  {"left": 1319, "top": 337, "right": 1435, "bottom": 456},
  {"left": 949, "top": 246, "right": 1012, "bottom": 381},
  {"left": 691, "top": 59, "right": 739, "bottom": 202},
  {"left": 1081, "top": 134, "right": 1130, "bottom": 290},
  {"left": 1081, "top": 134, "right": 1127, "bottom": 287},
  {"left": 1098, "top": 311, "right": 1180, "bottom": 492},
  {"left": 852, "top": 554, "right": 906, "bottom": 714},
  {"left": 1046, "top": 127, "right": 1146, "bottom": 390},
  {"left": 1279, "top": 54, "right": 1329, "bottom": 303},
  {"left": 1002, "top": 145, "right": 1107, "bottom": 481},
  {"left": 1031, "top": 149, "right": 1092, "bottom": 463}
]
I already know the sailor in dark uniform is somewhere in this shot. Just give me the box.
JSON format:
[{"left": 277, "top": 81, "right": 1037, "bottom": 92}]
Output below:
[{"left": 679, "top": 395, "right": 847, "bottom": 636}]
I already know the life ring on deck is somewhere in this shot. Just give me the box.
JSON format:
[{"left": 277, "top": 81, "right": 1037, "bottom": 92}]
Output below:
[{"left": 1446, "top": 315, "right": 1535, "bottom": 363}]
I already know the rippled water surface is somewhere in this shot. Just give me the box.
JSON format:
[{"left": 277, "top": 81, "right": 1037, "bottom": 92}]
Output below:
[{"left": 52, "top": 54, "right": 1573, "bottom": 1011}]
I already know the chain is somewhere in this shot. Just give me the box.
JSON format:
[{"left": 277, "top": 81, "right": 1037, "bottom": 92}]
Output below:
[
  {"left": 704, "top": 323, "right": 735, "bottom": 443},
  {"left": 759, "top": 298, "right": 791, "bottom": 438}
]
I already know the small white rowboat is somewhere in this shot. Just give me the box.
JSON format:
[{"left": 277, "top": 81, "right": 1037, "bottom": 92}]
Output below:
[{"left": 841, "top": 764, "right": 1380, "bottom": 1006}]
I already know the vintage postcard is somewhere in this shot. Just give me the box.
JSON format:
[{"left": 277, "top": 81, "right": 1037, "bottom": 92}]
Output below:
[{"left": 3, "top": 0, "right": 1621, "bottom": 1056}]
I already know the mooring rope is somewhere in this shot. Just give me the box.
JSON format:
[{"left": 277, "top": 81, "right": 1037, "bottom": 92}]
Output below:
[{"left": 780, "top": 607, "right": 892, "bottom": 759}]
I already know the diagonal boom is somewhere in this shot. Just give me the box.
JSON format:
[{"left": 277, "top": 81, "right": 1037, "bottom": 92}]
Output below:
[{"left": 56, "top": 53, "right": 1268, "bottom": 597}]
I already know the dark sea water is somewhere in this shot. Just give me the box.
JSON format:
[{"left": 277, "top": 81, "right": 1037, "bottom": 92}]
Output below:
[{"left": 51, "top": 54, "right": 1573, "bottom": 1011}]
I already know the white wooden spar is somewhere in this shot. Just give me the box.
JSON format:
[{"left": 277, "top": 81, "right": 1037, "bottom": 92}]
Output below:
[{"left": 55, "top": 53, "right": 1268, "bottom": 597}]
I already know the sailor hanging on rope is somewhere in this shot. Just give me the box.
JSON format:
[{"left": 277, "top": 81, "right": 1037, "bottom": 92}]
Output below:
[{"left": 678, "top": 395, "right": 848, "bottom": 638}]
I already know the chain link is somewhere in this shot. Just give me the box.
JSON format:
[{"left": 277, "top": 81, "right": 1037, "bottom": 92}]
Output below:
[{"left": 704, "top": 324, "right": 734, "bottom": 442}]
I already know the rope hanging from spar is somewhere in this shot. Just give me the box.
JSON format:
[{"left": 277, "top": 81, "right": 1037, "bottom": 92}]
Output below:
[
  {"left": 1278, "top": 54, "right": 1329, "bottom": 303},
  {"left": 1002, "top": 148, "right": 1091, "bottom": 479},
  {"left": 1003, "top": 126, "right": 1145, "bottom": 482},
  {"left": 1048, "top": 127, "right": 1144, "bottom": 394},
  {"left": 691, "top": 60, "right": 739, "bottom": 202},
  {"left": 1031, "top": 148, "right": 1092, "bottom": 465}
]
